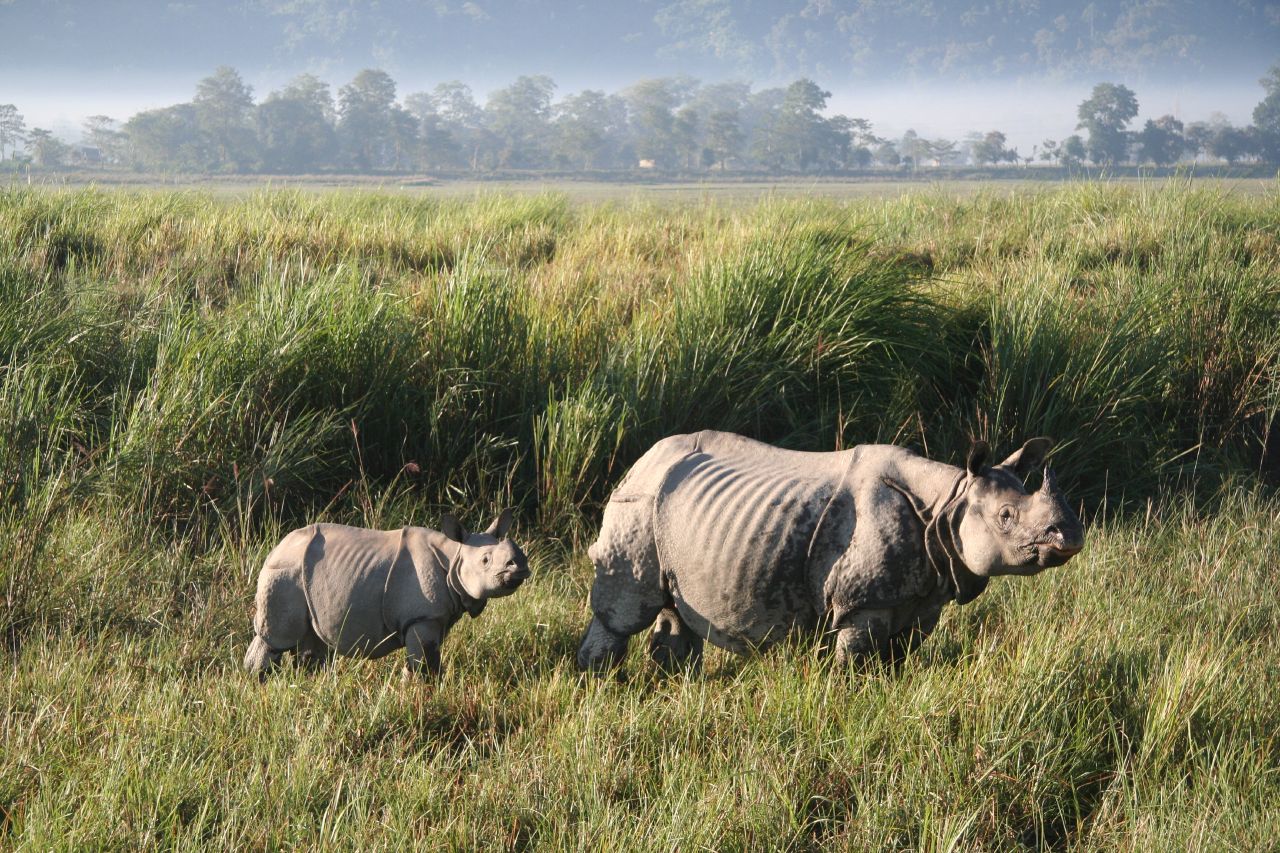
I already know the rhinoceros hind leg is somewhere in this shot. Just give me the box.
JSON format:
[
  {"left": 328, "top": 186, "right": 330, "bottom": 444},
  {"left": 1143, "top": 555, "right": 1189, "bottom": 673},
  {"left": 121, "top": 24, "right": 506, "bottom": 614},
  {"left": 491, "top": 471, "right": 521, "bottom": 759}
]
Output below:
[
  {"left": 243, "top": 635, "right": 285, "bottom": 681},
  {"left": 577, "top": 617, "right": 633, "bottom": 674},
  {"left": 647, "top": 607, "right": 703, "bottom": 672}
]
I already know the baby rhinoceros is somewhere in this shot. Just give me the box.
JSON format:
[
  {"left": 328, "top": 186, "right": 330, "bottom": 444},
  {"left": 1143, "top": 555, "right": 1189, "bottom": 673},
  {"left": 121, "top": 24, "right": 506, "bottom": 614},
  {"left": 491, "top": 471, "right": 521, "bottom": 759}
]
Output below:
[
  {"left": 578, "top": 431, "right": 1084, "bottom": 673},
  {"left": 244, "top": 510, "right": 529, "bottom": 680}
]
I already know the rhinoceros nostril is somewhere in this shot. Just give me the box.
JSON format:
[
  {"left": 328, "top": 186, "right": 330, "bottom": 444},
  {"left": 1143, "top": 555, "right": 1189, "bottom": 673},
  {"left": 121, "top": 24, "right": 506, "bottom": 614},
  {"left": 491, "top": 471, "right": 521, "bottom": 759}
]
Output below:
[{"left": 1046, "top": 524, "right": 1061, "bottom": 539}]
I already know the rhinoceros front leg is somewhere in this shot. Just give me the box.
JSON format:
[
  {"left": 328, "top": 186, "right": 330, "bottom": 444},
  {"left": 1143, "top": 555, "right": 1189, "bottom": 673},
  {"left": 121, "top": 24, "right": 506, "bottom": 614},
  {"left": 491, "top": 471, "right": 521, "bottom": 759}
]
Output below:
[
  {"left": 295, "top": 624, "right": 333, "bottom": 672},
  {"left": 832, "top": 607, "right": 940, "bottom": 665},
  {"left": 403, "top": 619, "right": 444, "bottom": 681},
  {"left": 647, "top": 607, "right": 703, "bottom": 672}
]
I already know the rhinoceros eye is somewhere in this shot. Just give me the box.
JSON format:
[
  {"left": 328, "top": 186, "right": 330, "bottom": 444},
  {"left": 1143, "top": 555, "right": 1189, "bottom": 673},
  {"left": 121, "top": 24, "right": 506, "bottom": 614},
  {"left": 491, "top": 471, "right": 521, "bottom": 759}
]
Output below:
[
  {"left": 482, "top": 554, "right": 490, "bottom": 565},
  {"left": 997, "top": 506, "right": 1016, "bottom": 530}
]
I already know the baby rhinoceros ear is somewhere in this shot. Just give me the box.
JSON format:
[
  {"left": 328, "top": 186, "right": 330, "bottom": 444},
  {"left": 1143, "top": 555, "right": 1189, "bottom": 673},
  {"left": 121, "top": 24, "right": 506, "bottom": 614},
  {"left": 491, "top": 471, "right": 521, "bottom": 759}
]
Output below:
[
  {"left": 998, "top": 436, "right": 1054, "bottom": 480},
  {"left": 484, "top": 508, "right": 514, "bottom": 539},
  {"left": 441, "top": 513, "right": 469, "bottom": 542}
]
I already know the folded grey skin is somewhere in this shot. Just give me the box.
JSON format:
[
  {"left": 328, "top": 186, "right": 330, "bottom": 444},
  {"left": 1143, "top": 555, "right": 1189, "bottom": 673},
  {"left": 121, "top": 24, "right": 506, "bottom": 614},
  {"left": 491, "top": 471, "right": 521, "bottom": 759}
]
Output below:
[
  {"left": 244, "top": 509, "right": 529, "bottom": 679},
  {"left": 578, "top": 431, "right": 1083, "bottom": 673}
]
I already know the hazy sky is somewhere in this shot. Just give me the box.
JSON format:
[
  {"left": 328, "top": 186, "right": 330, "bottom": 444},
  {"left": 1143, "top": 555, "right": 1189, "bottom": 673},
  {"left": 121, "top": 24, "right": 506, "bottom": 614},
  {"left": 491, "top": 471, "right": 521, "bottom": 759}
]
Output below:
[{"left": 2, "top": 1, "right": 1275, "bottom": 153}]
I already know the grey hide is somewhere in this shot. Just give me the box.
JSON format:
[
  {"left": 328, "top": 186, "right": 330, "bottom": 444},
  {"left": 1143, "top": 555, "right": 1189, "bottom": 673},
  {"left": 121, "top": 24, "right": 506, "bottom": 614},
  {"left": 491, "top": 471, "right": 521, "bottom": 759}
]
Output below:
[
  {"left": 577, "top": 430, "right": 1084, "bottom": 672},
  {"left": 244, "top": 510, "right": 529, "bottom": 679}
]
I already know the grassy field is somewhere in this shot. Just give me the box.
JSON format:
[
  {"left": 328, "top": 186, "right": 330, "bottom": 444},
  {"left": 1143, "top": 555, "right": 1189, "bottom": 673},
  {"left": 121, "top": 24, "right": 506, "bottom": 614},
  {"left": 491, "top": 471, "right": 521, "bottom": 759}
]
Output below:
[{"left": 0, "top": 181, "right": 1278, "bottom": 848}]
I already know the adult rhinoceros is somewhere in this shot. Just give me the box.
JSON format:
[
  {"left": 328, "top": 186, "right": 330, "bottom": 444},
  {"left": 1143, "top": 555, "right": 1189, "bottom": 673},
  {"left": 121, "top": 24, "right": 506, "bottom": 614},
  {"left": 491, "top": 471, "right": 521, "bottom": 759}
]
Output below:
[{"left": 577, "top": 431, "right": 1083, "bottom": 672}]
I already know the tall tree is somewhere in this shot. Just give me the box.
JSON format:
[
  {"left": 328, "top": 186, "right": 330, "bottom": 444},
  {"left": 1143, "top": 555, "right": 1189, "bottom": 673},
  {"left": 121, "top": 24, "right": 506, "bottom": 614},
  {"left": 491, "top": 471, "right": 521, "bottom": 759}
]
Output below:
[
  {"left": 0, "top": 104, "right": 26, "bottom": 160},
  {"left": 256, "top": 75, "right": 337, "bottom": 173},
  {"left": 1208, "top": 122, "right": 1253, "bottom": 164},
  {"left": 624, "top": 78, "right": 686, "bottom": 166},
  {"left": 1183, "top": 121, "right": 1213, "bottom": 160},
  {"left": 1076, "top": 82, "right": 1138, "bottom": 164},
  {"left": 82, "top": 115, "right": 125, "bottom": 163},
  {"left": 124, "top": 104, "right": 205, "bottom": 170},
  {"left": 1136, "top": 115, "right": 1185, "bottom": 165},
  {"left": 193, "top": 66, "right": 257, "bottom": 171},
  {"left": 26, "top": 128, "right": 67, "bottom": 167},
  {"left": 772, "top": 78, "right": 833, "bottom": 170},
  {"left": 705, "top": 108, "right": 743, "bottom": 170},
  {"left": 672, "top": 105, "right": 701, "bottom": 170},
  {"left": 1061, "top": 135, "right": 1088, "bottom": 166},
  {"left": 970, "top": 130, "right": 1018, "bottom": 165},
  {"left": 338, "top": 69, "right": 398, "bottom": 170},
  {"left": 554, "top": 89, "right": 616, "bottom": 170},
  {"left": 485, "top": 75, "right": 556, "bottom": 169},
  {"left": 1253, "top": 62, "right": 1280, "bottom": 163}
]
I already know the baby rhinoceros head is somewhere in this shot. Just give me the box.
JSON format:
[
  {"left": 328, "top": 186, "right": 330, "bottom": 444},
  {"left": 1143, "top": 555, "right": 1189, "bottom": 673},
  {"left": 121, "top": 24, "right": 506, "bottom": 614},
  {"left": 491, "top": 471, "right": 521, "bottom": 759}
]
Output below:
[
  {"left": 955, "top": 437, "right": 1085, "bottom": 578},
  {"left": 441, "top": 508, "right": 531, "bottom": 599}
]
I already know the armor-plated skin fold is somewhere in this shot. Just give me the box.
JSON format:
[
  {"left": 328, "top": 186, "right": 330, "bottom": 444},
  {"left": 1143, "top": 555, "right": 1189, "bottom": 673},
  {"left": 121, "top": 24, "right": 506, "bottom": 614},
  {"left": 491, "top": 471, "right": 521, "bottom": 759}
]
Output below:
[{"left": 577, "top": 430, "right": 1084, "bottom": 672}]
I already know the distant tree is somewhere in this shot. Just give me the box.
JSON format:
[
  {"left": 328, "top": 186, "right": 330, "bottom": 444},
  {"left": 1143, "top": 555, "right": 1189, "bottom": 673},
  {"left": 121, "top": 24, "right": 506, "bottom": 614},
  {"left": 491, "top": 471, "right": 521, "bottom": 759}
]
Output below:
[
  {"left": 82, "top": 115, "right": 125, "bottom": 163},
  {"left": 1136, "top": 115, "right": 1185, "bottom": 165},
  {"left": 873, "top": 141, "right": 900, "bottom": 168},
  {"left": 1061, "top": 134, "right": 1087, "bottom": 166},
  {"left": 485, "top": 75, "right": 556, "bottom": 169},
  {"left": 624, "top": 78, "right": 683, "bottom": 166},
  {"left": 673, "top": 105, "right": 701, "bottom": 170},
  {"left": 1208, "top": 122, "right": 1253, "bottom": 164},
  {"left": 417, "top": 114, "right": 462, "bottom": 170},
  {"left": 389, "top": 105, "right": 421, "bottom": 170},
  {"left": 1038, "top": 138, "right": 1060, "bottom": 162},
  {"left": 338, "top": 69, "right": 398, "bottom": 170},
  {"left": 124, "top": 104, "right": 205, "bottom": 170},
  {"left": 1076, "top": 82, "right": 1138, "bottom": 164},
  {"left": 431, "top": 82, "right": 485, "bottom": 169},
  {"left": 1183, "top": 121, "right": 1213, "bottom": 160},
  {"left": 554, "top": 89, "right": 616, "bottom": 170},
  {"left": 256, "top": 75, "right": 337, "bottom": 173},
  {"left": 26, "top": 128, "right": 67, "bottom": 167},
  {"left": 773, "top": 79, "right": 834, "bottom": 170},
  {"left": 193, "top": 66, "right": 258, "bottom": 171},
  {"left": 898, "top": 130, "right": 929, "bottom": 170},
  {"left": 926, "top": 138, "right": 960, "bottom": 166},
  {"left": 1253, "top": 62, "right": 1280, "bottom": 163},
  {"left": 705, "top": 109, "right": 743, "bottom": 170},
  {"left": 830, "top": 116, "right": 878, "bottom": 169},
  {"left": 0, "top": 104, "right": 26, "bottom": 160},
  {"left": 970, "top": 130, "right": 1018, "bottom": 165}
]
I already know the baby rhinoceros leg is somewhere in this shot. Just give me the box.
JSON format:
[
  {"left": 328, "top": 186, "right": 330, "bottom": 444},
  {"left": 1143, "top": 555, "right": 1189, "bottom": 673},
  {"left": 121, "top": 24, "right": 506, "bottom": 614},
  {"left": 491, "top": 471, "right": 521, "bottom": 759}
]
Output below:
[
  {"left": 402, "top": 618, "right": 444, "bottom": 681},
  {"left": 647, "top": 607, "right": 703, "bottom": 673}
]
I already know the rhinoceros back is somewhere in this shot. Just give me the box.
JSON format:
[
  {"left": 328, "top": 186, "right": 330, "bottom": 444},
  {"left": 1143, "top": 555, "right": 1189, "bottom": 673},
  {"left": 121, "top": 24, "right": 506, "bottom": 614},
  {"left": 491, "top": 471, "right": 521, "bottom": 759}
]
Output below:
[
  {"left": 652, "top": 432, "right": 853, "bottom": 651},
  {"left": 302, "top": 523, "right": 405, "bottom": 656}
]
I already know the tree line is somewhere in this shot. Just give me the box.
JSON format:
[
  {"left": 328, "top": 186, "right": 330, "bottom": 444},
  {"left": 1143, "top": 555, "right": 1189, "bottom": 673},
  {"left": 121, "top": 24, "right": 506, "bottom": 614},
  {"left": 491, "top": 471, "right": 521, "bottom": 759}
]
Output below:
[{"left": 3, "top": 66, "right": 1280, "bottom": 174}]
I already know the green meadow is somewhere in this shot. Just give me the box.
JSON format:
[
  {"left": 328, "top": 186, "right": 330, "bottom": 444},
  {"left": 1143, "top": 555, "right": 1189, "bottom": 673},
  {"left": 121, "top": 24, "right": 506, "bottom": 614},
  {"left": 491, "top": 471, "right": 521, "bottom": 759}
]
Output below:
[{"left": 0, "top": 181, "right": 1277, "bottom": 848}]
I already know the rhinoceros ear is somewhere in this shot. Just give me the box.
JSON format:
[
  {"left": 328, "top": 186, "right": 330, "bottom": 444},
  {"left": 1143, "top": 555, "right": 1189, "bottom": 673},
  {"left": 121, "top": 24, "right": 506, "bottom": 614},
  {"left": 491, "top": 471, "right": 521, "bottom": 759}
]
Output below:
[
  {"left": 441, "top": 513, "right": 468, "bottom": 542},
  {"left": 998, "top": 436, "right": 1054, "bottom": 479},
  {"left": 484, "top": 508, "right": 514, "bottom": 539},
  {"left": 966, "top": 440, "right": 990, "bottom": 476}
]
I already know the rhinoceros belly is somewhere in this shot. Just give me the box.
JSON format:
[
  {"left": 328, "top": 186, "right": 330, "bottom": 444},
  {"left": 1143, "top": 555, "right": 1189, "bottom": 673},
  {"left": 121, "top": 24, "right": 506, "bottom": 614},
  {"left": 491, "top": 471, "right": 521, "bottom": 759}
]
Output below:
[
  {"left": 302, "top": 524, "right": 403, "bottom": 657},
  {"left": 653, "top": 449, "right": 835, "bottom": 652}
]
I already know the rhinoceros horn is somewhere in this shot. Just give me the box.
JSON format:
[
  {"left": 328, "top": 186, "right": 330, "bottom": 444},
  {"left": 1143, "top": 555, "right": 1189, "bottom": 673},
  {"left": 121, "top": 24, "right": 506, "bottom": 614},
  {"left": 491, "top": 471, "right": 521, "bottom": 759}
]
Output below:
[{"left": 1040, "top": 466, "right": 1058, "bottom": 494}]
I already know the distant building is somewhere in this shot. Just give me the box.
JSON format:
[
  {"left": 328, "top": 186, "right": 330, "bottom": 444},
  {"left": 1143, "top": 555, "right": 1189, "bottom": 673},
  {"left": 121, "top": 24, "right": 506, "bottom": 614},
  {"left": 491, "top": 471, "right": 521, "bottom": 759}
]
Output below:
[{"left": 637, "top": 159, "right": 656, "bottom": 169}]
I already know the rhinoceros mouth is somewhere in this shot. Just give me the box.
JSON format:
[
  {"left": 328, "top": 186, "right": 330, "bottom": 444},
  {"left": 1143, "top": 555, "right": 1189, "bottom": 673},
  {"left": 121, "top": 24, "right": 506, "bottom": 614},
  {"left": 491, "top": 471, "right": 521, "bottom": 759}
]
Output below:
[
  {"left": 500, "top": 568, "right": 531, "bottom": 590},
  {"left": 1036, "top": 543, "right": 1081, "bottom": 568}
]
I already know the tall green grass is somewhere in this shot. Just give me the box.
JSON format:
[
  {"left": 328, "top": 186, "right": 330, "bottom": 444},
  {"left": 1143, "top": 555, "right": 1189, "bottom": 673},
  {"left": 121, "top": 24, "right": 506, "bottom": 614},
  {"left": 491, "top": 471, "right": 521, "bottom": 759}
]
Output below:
[{"left": 0, "top": 182, "right": 1277, "bottom": 847}]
